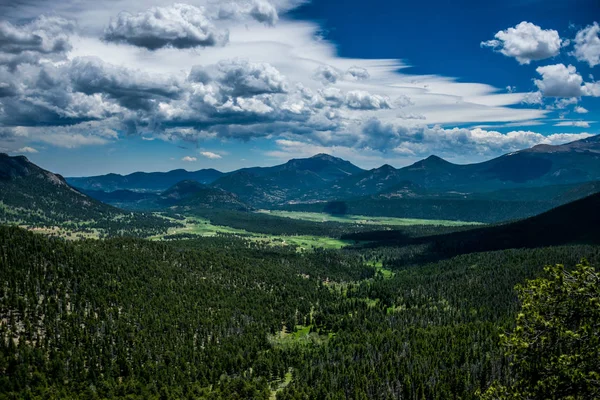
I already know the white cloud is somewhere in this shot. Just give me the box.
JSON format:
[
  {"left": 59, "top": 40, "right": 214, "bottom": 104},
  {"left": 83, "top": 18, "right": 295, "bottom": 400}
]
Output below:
[
  {"left": 575, "top": 106, "right": 589, "bottom": 114},
  {"left": 249, "top": 0, "right": 279, "bottom": 26},
  {"left": 181, "top": 156, "right": 197, "bottom": 162},
  {"left": 534, "top": 64, "right": 586, "bottom": 97},
  {"left": 104, "top": 4, "right": 229, "bottom": 50},
  {"left": 481, "top": 21, "right": 563, "bottom": 64},
  {"left": 346, "top": 66, "right": 370, "bottom": 80},
  {"left": 552, "top": 97, "right": 578, "bottom": 109},
  {"left": 267, "top": 128, "right": 594, "bottom": 168},
  {"left": 313, "top": 65, "right": 340, "bottom": 84},
  {"left": 344, "top": 90, "right": 391, "bottom": 110},
  {"left": 573, "top": 22, "right": 600, "bottom": 67},
  {"left": 554, "top": 121, "right": 591, "bottom": 128},
  {"left": 16, "top": 146, "right": 38, "bottom": 153},
  {"left": 522, "top": 91, "right": 543, "bottom": 104},
  {"left": 199, "top": 151, "right": 222, "bottom": 159}
]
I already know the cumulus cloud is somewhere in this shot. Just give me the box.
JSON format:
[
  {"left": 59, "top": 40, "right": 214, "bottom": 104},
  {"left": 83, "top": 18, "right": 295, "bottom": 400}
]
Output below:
[
  {"left": 360, "top": 118, "right": 593, "bottom": 157},
  {"left": 522, "top": 91, "right": 543, "bottom": 104},
  {"left": 103, "top": 4, "right": 229, "bottom": 50},
  {"left": 313, "top": 65, "right": 340, "bottom": 84},
  {"left": 575, "top": 106, "right": 589, "bottom": 114},
  {"left": 552, "top": 97, "right": 578, "bottom": 109},
  {"left": 16, "top": 146, "right": 38, "bottom": 153},
  {"left": 573, "top": 22, "right": 600, "bottom": 67},
  {"left": 534, "top": 64, "right": 586, "bottom": 97},
  {"left": 69, "top": 56, "right": 183, "bottom": 110},
  {"left": 554, "top": 121, "right": 591, "bottom": 128},
  {"left": 217, "top": 0, "right": 279, "bottom": 26},
  {"left": 481, "top": 21, "right": 563, "bottom": 64},
  {"left": 344, "top": 90, "right": 391, "bottom": 110},
  {"left": 215, "top": 59, "right": 288, "bottom": 96},
  {"left": 200, "top": 151, "right": 222, "bottom": 159},
  {"left": 346, "top": 66, "right": 370, "bottom": 80},
  {"left": 181, "top": 156, "right": 197, "bottom": 162},
  {"left": 250, "top": 0, "right": 279, "bottom": 26},
  {"left": 0, "top": 16, "right": 75, "bottom": 68},
  {"left": 0, "top": 63, "right": 122, "bottom": 127}
]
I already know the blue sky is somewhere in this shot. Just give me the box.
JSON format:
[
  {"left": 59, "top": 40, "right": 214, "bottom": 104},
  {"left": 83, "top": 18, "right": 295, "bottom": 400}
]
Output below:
[{"left": 0, "top": 0, "right": 598, "bottom": 176}]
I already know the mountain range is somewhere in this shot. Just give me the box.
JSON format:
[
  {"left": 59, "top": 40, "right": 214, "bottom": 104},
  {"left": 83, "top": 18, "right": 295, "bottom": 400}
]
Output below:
[{"left": 63, "top": 135, "right": 600, "bottom": 222}]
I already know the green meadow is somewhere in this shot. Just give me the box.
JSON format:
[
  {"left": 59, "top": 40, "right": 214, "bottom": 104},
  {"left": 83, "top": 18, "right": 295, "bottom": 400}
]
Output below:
[{"left": 258, "top": 210, "right": 482, "bottom": 227}]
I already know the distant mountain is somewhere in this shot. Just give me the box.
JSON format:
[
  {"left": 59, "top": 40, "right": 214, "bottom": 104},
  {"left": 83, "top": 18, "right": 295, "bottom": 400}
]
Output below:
[
  {"left": 82, "top": 180, "right": 249, "bottom": 212},
  {"left": 158, "top": 180, "right": 249, "bottom": 211},
  {"left": 388, "top": 135, "right": 600, "bottom": 192},
  {"left": 321, "top": 164, "right": 424, "bottom": 199},
  {"left": 0, "top": 154, "right": 175, "bottom": 236},
  {"left": 239, "top": 153, "right": 364, "bottom": 181},
  {"left": 211, "top": 154, "right": 365, "bottom": 206},
  {"left": 67, "top": 168, "right": 224, "bottom": 192},
  {"left": 67, "top": 135, "right": 600, "bottom": 210}
]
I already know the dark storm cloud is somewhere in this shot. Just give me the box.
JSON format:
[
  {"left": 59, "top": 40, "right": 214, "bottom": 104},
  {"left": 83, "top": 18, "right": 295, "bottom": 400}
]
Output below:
[
  {"left": 0, "top": 16, "right": 74, "bottom": 69},
  {"left": 69, "top": 57, "right": 183, "bottom": 111}
]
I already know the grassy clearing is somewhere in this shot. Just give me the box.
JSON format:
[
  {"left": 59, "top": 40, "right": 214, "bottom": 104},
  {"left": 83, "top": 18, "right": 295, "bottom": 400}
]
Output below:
[
  {"left": 270, "top": 370, "right": 293, "bottom": 400},
  {"left": 150, "top": 215, "right": 352, "bottom": 250},
  {"left": 258, "top": 210, "right": 482, "bottom": 227},
  {"left": 268, "top": 325, "right": 331, "bottom": 349},
  {"left": 366, "top": 260, "right": 394, "bottom": 279}
]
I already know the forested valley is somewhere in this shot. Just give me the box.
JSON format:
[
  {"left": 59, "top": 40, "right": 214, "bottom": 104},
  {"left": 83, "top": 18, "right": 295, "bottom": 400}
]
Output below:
[{"left": 2, "top": 224, "right": 598, "bottom": 399}]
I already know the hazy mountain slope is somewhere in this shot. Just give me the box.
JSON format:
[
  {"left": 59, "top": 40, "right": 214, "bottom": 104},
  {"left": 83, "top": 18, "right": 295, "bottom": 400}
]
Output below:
[
  {"left": 67, "top": 168, "right": 224, "bottom": 192},
  {"left": 389, "top": 135, "right": 600, "bottom": 191},
  {"left": 81, "top": 180, "right": 249, "bottom": 212},
  {"left": 158, "top": 180, "right": 249, "bottom": 211}
]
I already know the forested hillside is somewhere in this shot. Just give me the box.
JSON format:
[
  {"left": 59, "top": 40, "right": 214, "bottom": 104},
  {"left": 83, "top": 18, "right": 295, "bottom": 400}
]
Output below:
[{"left": 0, "top": 154, "right": 177, "bottom": 237}]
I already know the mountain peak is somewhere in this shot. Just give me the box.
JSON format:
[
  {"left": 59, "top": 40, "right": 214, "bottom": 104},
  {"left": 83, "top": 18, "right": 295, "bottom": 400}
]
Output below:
[
  {"left": 310, "top": 153, "right": 339, "bottom": 161},
  {"left": 375, "top": 164, "right": 397, "bottom": 172},
  {"left": 424, "top": 155, "right": 446, "bottom": 163}
]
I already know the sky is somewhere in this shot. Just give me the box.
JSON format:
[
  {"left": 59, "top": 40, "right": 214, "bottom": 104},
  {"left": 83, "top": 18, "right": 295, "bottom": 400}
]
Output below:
[{"left": 0, "top": 0, "right": 599, "bottom": 176}]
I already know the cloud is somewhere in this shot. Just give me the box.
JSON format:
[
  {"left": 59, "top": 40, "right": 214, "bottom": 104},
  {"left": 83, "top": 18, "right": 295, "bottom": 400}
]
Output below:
[
  {"left": 214, "top": 59, "right": 288, "bottom": 96},
  {"left": 552, "top": 97, "right": 578, "bottom": 109},
  {"left": 0, "top": 62, "right": 123, "bottom": 127},
  {"left": 200, "top": 151, "right": 222, "bottom": 159},
  {"left": 346, "top": 66, "right": 370, "bottom": 80},
  {"left": 534, "top": 64, "right": 587, "bottom": 97},
  {"left": 313, "top": 65, "right": 340, "bottom": 84},
  {"left": 0, "top": 12, "right": 555, "bottom": 161},
  {"left": 357, "top": 118, "right": 594, "bottom": 157},
  {"left": 573, "top": 22, "right": 600, "bottom": 67},
  {"left": 181, "top": 156, "right": 197, "bottom": 162},
  {"left": 481, "top": 21, "right": 563, "bottom": 64},
  {"left": 103, "top": 4, "right": 229, "bottom": 50},
  {"left": 217, "top": 0, "right": 279, "bottom": 26},
  {"left": 69, "top": 56, "right": 183, "bottom": 110},
  {"left": 344, "top": 90, "right": 391, "bottom": 110},
  {"left": 0, "top": 16, "right": 75, "bottom": 68},
  {"left": 522, "top": 91, "right": 543, "bottom": 104},
  {"left": 249, "top": 0, "right": 279, "bottom": 26},
  {"left": 16, "top": 146, "right": 38, "bottom": 153},
  {"left": 574, "top": 106, "right": 589, "bottom": 114},
  {"left": 554, "top": 121, "right": 591, "bottom": 128}
]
